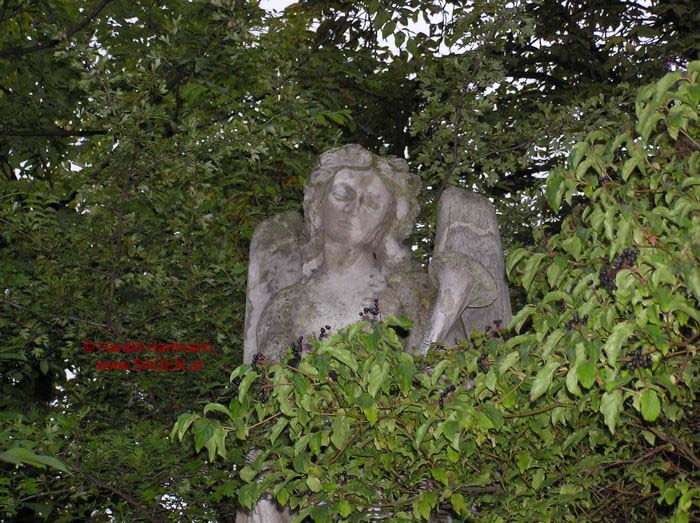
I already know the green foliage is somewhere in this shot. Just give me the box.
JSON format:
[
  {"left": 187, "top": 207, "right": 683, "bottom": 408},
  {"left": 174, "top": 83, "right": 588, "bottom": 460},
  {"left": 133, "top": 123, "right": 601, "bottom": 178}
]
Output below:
[
  {"left": 2, "top": 0, "right": 698, "bottom": 519},
  {"left": 176, "top": 65, "right": 700, "bottom": 521}
]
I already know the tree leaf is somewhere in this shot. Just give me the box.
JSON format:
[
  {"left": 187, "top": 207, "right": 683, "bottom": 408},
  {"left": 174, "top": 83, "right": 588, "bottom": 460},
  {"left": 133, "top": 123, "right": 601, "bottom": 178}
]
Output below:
[
  {"left": 203, "top": 403, "right": 231, "bottom": 418},
  {"left": 522, "top": 253, "right": 546, "bottom": 292},
  {"left": 545, "top": 171, "right": 565, "bottom": 212},
  {"left": 0, "top": 447, "right": 69, "bottom": 473}
]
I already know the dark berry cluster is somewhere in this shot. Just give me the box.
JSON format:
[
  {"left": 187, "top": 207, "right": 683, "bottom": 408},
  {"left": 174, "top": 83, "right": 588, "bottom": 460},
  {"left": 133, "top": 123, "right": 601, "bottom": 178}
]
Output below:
[
  {"left": 319, "top": 325, "right": 332, "bottom": 339},
  {"left": 256, "top": 384, "right": 270, "bottom": 402},
  {"left": 328, "top": 370, "right": 337, "bottom": 381},
  {"left": 599, "top": 248, "right": 639, "bottom": 292},
  {"left": 622, "top": 348, "right": 652, "bottom": 371},
  {"left": 289, "top": 336, "right": 303, "bottom": 368},
  {"left": 359, "top": 298, "right": 380, "bottom": 320},
  {"left": 251, "top": 354, "right": 270, "bottom": 402},
  {"left": 565, "top": 312, "right": 588, "bottom": 330},
  {"left": 599, "top": 173, "right": 614, "bottom": 185},
  {"left": 439, "top": 385, "right": 456, "bottom": 409},
  {"left": 599, "top": 266, "right": 617, "bottom": 291},
  {"left": 613, "top": 248, "right": 639, "bottom": 270},
  {"left": 252, "top": 353, "right": 266, "bottom": 372},
  {"left": 477, "top": 353, "right": 491, "bottom": 373},
  {"left": 484, "top": 319, "right": 505, "bottom": 338}
]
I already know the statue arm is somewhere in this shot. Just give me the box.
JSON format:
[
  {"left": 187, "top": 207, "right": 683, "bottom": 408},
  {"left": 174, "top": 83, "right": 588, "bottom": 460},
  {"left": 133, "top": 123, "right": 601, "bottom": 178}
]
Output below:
[
  {"left": 419, "top": 252, "right": 497, "bottom": 354},
  {"left": 255, "top": 289, "right": 297, "bottom": 362},
  {"left": 243, "top": 211, "right": 304, "bottom": 363}
]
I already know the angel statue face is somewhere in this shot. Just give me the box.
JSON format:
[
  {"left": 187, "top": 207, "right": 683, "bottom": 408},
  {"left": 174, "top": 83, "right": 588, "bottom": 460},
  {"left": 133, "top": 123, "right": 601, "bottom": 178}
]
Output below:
[
  {"left": 301, "top": 145, "right": 421, "bottom": 276},
  {"left": 321, "top": 168, "right": 393, "bottom": 248}
]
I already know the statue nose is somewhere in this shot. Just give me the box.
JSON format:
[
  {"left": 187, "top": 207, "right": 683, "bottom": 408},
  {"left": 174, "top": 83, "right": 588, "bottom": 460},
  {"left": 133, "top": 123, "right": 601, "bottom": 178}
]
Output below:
[{"left": 344, "top": 195, "right": 363, "bottom": 214}]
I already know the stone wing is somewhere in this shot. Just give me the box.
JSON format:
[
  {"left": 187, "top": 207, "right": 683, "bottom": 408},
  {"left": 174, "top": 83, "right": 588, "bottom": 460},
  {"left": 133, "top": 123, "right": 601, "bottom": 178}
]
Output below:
[
  {"left": 433, "top": 188, "right": 512, "bottom": 341},
  {"left": 243, "top": 211, "right": 305, "bottom": 363}
]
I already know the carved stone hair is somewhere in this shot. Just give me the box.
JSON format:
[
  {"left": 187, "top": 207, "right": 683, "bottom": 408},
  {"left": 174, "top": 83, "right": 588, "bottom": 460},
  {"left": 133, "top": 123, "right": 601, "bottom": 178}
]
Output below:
[{"left": 302, "top": 144, "right": 421, "bottom": 276}]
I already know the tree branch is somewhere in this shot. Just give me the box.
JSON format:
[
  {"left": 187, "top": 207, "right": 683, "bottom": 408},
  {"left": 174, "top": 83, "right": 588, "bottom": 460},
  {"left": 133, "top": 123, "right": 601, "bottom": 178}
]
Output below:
[
  {"left": 0, "top": 127, "right": 106, "bottom": 137},
  {"left": 0, "top": 0, "right": 113, "bottom": 59}
]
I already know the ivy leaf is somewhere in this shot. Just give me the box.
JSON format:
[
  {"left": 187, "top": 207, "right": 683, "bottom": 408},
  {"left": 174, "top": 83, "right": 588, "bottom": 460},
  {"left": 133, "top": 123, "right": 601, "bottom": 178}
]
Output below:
[
  {"left": 450, "top": 493, "right": 466, "bottom": 515},
  {"left": 171, "top": 412, "right": 199, "bottom": 442},
  {"left": 600, "top": 389, "right": 624, "bottom": 434},
  {"left": 413, "top": 419, "right": 433, "bottom": 451},
  {"left": 335, "top": 499, "right": 353, "bottom": 518},
  {"left": 397, "top": 352, "right": 416, "bottom": 396},
  {"left": 577, "top": 361, "right": 597, "bottom": 389},
  {"left": 321, "top": 345, "right": 358, "bottom": 373},
  {"left": 192, "top": 419, "right": 217, "bottom": 453},
  {"left": 238, "top": 372, "right": 258, "bottom": 402},
  {"left": 367, "top": 361, "right": 389, "bottom": 397},
  {"left": 506, "top": 248, "right": 529, "bottom": 279},
  {"left": 330, "top": 415, "right": 351, "bottom": 450},
  {"left": 269, "top": 417, "right": 289, "bottom": 445},
  {"left": 277, "top": 487, "right": 290, "bottom": 506},
  {"left": 530, "top": 361, "right": 560, "bottom": 402},
  {"left": 640, "top": 389, "right": 661, "bottom": 422},
  {"left": 413, "top": 491, "right": 437, "bottom": 520},
  {"left": 306, "top": 476, "right": 322, "bottom": 492},
  {"left": 532, "top": 469, "right": 546, "bottom": 490},
  {"left": 604, "top": 322, "right": 633, "bottom": 367},
  {"left": 363, "top": 404, "right": 378, "bottom": 426},
  {"left": 384, "top": 315, "right": 413, "bottom": 329},
  {"left": 430, "top": 359, "right": 449, "bottom": 386},
  {"left": 239, "top": 465, "right": 258, "bottom": 483},
  {"left": 498, "top": 351, "right": 519, "bottom": 374}
]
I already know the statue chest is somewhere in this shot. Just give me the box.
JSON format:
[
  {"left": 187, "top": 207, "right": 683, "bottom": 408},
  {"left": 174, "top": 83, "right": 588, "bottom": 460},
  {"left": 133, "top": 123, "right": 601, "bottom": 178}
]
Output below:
[{"left": 292, "top": 277, "right": 402, "bottom": 340}]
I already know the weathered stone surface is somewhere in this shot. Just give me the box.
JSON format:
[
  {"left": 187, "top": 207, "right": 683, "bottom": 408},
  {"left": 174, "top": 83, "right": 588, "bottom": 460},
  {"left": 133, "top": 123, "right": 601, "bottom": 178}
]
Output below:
[
  {"left": 243, "top": 211, "right": 304, "bottom": 364},
  {"left": 237, "top": 144, "right": 512, "bottom": 522}
]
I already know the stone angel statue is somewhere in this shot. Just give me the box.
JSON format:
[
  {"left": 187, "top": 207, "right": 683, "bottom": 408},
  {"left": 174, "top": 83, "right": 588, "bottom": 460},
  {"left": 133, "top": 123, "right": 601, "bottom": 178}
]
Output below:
[{"left": 237, "top": 144, "right": 512, "bottom": 522}]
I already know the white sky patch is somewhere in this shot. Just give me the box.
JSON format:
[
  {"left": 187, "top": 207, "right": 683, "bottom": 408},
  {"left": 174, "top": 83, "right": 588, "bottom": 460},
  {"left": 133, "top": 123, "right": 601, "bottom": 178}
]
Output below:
[
  {"left": 259, "top": 1, "right": 456, "bottom": 56},
  {"left": 259, "top": 0, "right": 296, "bottom": 13}
]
